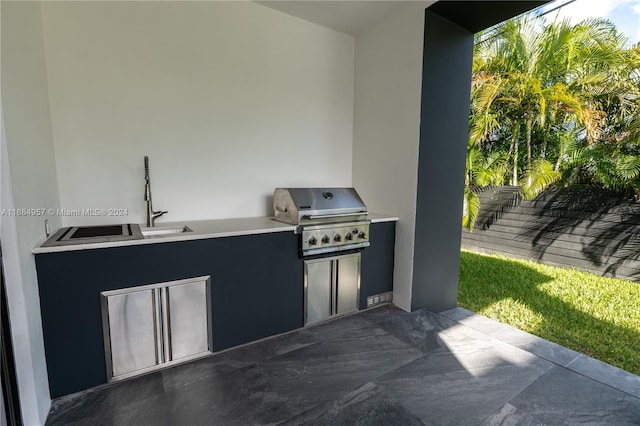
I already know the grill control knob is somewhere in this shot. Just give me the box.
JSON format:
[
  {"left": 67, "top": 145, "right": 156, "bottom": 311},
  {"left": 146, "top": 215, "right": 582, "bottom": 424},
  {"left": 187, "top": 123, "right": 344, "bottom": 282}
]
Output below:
[
  {"left": 345, "top": 233, "right": 353, "bottom": 240},
  {"left": 358, "top": 231, "right": 366, "bottom": 239},
  {"left": 321, "top": 234, "right": 330, "bottom": 244},
  {"left": 333, "top": 234, "right": 342, "bottom": 242},
  {"left": 308, "top": 236, "right": 318, "bottom": 246},
  {"left": 352, "top": 228, "right": 359, "bottom": 235}
]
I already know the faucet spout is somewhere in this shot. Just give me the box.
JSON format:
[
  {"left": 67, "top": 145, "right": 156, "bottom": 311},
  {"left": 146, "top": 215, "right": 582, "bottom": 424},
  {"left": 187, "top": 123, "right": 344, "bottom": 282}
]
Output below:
[{"left": 144, "top": 156, "right": 167, "bottom": 227}]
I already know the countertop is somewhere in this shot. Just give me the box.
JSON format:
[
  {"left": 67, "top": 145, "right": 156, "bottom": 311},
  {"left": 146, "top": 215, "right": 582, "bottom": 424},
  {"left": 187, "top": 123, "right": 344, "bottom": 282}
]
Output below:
[{"left": 33, "top": 214, "right": 398, "bottom": 254}]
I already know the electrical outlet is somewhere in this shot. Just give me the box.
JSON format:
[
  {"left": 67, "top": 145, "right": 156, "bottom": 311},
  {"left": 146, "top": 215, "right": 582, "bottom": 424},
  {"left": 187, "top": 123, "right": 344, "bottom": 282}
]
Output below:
[{"left": 367, "top": 292, "right": 393, "bottom": 307}]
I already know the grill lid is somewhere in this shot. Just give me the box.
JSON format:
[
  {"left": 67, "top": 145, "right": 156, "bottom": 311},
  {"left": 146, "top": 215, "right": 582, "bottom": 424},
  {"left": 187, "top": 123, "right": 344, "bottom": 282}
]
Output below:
[{"left": 274, "top": 187, "right": 368, "bottom": 225}]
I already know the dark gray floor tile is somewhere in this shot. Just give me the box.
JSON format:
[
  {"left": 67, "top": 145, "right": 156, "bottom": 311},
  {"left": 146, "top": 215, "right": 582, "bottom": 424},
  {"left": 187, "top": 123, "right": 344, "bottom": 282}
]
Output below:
[
  {"left": 46, "top": 306, "right": 640, "bottom": 426},
  {"left": 567, "top": 354, "right": 640, "bottom": 398},
  {"left": 302, "top": 305, "right": 404, "bottom": 339},
  {"left": 249, "top": 328, "right": 425, "bottom": 424},
  {"left": 380, "top": 309, "right": 443, "bottom": 352},
  {"left": 439, "top": 307, "right": 476, "bottom": 322},
  {"left": 355, "top": 304, "right": 407, "bottom": 323},
  {"left": 282, "top": 382, "right": 424, "bottom": 426},
  {"left": 214, "top": 306, "right": 405, "bottom": 366},
  {"left": 440, "top": 308, "right": 514, "bottom": 336},
  {"left": 212, "top": 329, "right": 319, "bottom": 365},
  {"left": 47, "top": 361, "right": 267, "bottom": 426},
  {"left": 440, "top": 308, "right": 582, "bottom": 367},
  {"left": 375, "top": 341, "right": 551, "bottom": 425},
  {"left": 488, "top": 326, "right": 581, "bottom": 367},
  {"left": 483, "top": 365, "right": 640, "bottom": 425}
]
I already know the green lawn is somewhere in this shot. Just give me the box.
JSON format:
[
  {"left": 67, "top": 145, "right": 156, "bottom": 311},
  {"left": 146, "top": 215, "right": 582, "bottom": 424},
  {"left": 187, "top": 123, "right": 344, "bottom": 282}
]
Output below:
[{"left": 458, "top": 250, "right": 640, "bottom": 376}]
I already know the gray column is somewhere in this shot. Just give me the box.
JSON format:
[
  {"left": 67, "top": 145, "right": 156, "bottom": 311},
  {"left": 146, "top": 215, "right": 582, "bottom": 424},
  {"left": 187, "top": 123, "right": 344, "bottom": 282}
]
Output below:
[
  {"left": 411, "top": 2, "right": 550, "bottom": 312},
  {"left": 411, "top": 11, "right": 474, "bottom": 312}
]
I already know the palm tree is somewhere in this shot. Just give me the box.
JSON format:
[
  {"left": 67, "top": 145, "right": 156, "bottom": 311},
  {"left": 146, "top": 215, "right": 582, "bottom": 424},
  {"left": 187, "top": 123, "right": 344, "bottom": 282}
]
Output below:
[
  {"left": 463, "top": 142, "right": 510, "bottom": 231},
  {"left": 471, "top": 16, "right": 640, "bottom": 184},
  {"left": 463, "top": 14, "right": 640, "bottom": 230}
]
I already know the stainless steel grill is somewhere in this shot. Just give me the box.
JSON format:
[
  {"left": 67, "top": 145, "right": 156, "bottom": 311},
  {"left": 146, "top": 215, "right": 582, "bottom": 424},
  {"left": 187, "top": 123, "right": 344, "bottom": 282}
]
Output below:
[{"left": 273, "top": 187, "right": 370, "bottom": 256}]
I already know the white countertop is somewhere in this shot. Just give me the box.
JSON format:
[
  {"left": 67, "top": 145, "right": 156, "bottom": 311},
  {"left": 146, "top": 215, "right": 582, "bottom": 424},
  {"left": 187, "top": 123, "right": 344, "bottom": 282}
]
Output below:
[
  {"left": 369, "top": 213, "right": 399, "bottom": 223},
  {"left": 33, "top": 214, "right": 398, "bottom": 254}
]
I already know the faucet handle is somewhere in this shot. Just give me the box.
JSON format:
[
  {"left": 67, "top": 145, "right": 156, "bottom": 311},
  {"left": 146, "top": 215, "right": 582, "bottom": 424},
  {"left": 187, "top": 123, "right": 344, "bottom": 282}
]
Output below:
[{"left": 150, "top": 210, "right": 168, "bottom": 227}]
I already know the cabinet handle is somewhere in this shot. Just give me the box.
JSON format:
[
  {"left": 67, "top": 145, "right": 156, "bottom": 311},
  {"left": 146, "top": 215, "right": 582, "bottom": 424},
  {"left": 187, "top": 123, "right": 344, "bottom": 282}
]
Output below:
[
  {"left": 334, "top": 260, "right": 340, "bottom": 314},
  {"left": 162, "top": 288, "right": 172, "bottom": 362},
  {"left": 331, "top": 260, "right": 339, "bottom": 315},
  {"left": 153, "top": 287, "right": 173, "bottom": 363},
  {"left": 304, "top": 212, "right": 365, "bottom": 220},
  {"left": 153, "top": 288, "right": 164, "bottom": 363}
]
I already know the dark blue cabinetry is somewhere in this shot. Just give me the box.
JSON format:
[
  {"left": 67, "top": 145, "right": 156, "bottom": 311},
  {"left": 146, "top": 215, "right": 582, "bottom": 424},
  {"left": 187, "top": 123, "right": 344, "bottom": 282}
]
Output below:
[
  {"left": 360, "top": 221, "right": 396, "bottom": 308},
  {"left": 35, "top": 221, "right": 395, "bottom": 398}
]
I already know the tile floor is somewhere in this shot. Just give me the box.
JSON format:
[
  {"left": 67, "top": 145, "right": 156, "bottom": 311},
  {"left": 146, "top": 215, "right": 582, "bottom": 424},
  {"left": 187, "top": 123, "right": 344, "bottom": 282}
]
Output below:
[{"left": 46, "top": 306, "right": 640, "bottom": 425}]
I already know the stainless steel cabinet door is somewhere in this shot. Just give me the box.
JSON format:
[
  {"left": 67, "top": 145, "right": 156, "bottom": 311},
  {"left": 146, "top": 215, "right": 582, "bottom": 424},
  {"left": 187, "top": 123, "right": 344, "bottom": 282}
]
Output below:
[
  {"left": 336, "top": 254, "right": 360, "bottom": 315},
  {"left": 101, "top": 276, "right": 212, "bottom": 381},
  {"left": 166, "top": 280, "right": 210, "bottom": 361},
  {"left": 305, "top": 260, "right": 332, "bottom": 325},
  {"left": 104, "top": 289, "right": 158, "bottom": 377},
  {"left": 305, "top": 254, "right": 361, "bottom": 325}
]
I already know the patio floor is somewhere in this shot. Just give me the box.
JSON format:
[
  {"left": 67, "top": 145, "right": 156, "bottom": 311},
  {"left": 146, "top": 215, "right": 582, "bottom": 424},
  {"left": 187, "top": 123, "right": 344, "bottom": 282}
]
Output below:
[{"left": 46, "top": 305, "right": 640, "bottom": 425}]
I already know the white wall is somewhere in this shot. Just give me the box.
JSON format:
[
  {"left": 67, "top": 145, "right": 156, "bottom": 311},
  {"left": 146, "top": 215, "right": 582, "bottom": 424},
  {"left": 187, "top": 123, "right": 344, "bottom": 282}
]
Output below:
[
  {"left": 40, "top": 1, "right": 355, "bottom": 227},
  {"left": 352, "top": 2, "right": 433, "bottom": 312},
  {"left": 1, "top": 1, "right": 62, "bottom": 423}
]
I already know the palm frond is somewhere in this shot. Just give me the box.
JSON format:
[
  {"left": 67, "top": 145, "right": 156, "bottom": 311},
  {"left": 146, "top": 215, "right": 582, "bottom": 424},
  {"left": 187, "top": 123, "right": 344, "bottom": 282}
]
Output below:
[
  {"left": 474, "top": 151, "right": 509, "bottom": 186},
  {"left": 462, "top": 187, "right": 481, "bottom": 232},
  {"left": 521, "top": 159, "right": 561, "bottom": 199},
  {"left": 614, "top": 155, "right": 640, "bottom": 180}
]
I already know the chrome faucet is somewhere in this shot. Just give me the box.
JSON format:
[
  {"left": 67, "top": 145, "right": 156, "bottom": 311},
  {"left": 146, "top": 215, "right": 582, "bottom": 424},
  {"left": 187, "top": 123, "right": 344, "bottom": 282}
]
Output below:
[{"left": 144, "top": 155, "right": 168, "bottom": 227}]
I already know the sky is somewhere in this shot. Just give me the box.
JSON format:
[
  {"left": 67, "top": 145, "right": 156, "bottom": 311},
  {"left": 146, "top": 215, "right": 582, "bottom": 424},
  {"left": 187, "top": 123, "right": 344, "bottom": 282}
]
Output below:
[{"left": 543, "top": 0, "right": 640, "bottom": 46}]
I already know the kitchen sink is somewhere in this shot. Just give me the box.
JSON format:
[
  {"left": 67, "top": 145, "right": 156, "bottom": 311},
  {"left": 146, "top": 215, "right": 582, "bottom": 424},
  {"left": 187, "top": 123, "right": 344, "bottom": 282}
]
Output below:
[
  {"left": 42, "top": 224, "right": 144, "bottom": 247},
  {"left": 140, "top": 225, "right": 193, "bottom": 238},
  {"left": 40, "top": 223, "right": 193, "bottom": 246}
]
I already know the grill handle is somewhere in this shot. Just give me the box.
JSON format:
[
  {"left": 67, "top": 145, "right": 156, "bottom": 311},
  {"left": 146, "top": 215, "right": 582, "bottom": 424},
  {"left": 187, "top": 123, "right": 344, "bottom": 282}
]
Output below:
[{"left": 303, "top": 212, "right": 366, "bottom": 220}]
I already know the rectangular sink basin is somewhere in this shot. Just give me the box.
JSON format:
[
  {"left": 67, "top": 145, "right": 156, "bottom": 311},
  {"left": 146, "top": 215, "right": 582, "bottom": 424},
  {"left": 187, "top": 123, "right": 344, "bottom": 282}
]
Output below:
[
  {"left": 140, "top": 225, "right": 193, "bottom": 238},
  {"left": 42, "top": 224, "right": 143, "bottom": 247}
]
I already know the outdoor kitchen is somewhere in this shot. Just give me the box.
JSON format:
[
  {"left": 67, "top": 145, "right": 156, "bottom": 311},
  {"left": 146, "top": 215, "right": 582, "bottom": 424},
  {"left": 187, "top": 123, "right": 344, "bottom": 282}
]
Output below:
[
  {"left": 2, "top": 2, "right": 421, "bottom": 418},
  {"left": 2, "top": 1, "right": 574, "bottom": 424},
  {"left": 33, "top": 183, "right": 397, "bottom": 398}
]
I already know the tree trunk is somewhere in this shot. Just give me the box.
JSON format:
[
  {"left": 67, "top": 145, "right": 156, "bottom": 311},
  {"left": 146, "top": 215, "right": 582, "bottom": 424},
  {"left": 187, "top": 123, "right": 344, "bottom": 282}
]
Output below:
[
  {"left": 526, "top": 118, "right": 533, "bottom": 186},
  {"left": 466, "top": 158, "right": 471, "bottom": 186},
  {"left": 541, "top": 120, "right": 551, "bottom": 159},
  {"left": 553, "top": 112, "right": 567, "bottom": 172},
  {"left": 511, "top": 124, "right": 520, "bottom": 186},
  {"left": 554, "top": 154, "right": 562, "bottom": 172}
]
